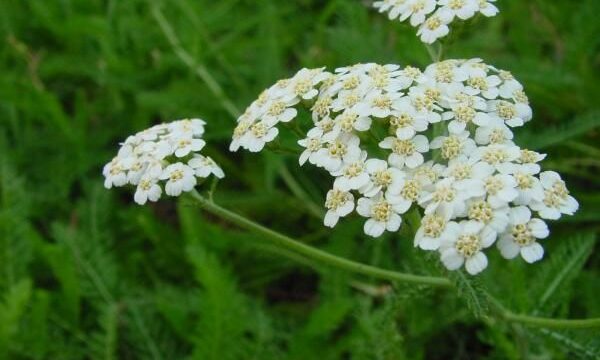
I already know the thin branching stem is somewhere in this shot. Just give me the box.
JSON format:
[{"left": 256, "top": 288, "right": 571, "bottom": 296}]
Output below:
[
  {"left": 190, "top": 190, "right": 452, "bottom": 287},
  {"left": 190, "top": 190, "right": 600, "bottom": 329},
  {"left": 151, "top": 5, "right": 240, "bottom": 120}
]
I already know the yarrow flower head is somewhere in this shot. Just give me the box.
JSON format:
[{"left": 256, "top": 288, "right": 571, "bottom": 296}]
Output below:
[
  {"left": 103, "top": 119, "right": 224, "bottom": 205},
  {"left": 230, "top": 59, "right": 578, "bottom": 275},
  {"left": 372, "top": 0, "right": 499, "bottom": 43}
]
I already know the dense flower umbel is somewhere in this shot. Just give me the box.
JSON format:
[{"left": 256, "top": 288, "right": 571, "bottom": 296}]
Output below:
[
  {"left": 372, "top": 0, "right": 499, "bottom": 43},
  {"left": 103, "top": 119, "right": 224, "bottom": 205},
  {"left": 230, "top": 59, "right": 578, "bottom": 275}
]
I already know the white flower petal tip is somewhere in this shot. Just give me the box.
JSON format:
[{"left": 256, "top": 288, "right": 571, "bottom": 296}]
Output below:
[{"left": 103, "top": 119, "right": 224, "bottom": 205}]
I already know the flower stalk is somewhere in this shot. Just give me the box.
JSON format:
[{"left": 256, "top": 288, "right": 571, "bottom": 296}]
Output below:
[
  {"left": 190, "top": 190, "right": 600, "bottom": 330},
  {"left": 190, "top": 190, "right": 452, "bottom": 287}
]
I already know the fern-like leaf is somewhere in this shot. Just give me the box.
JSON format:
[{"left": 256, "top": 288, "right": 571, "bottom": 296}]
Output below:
[
  {"left": 530, "top": 232, "right": 595, "bottom": 314},
  {"left": 448, "top": 270, "right": 490, "bottom": 319}
]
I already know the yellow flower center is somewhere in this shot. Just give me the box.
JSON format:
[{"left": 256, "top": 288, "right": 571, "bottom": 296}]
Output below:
[
  {"left": 433, "top": 186, "right": 456, "bottom": 203},
  {"left": 496, "top": 101, "right": 517, "bottom": 120},
  {"left": 251, "top": 123, "right": 267, "bottom": 138},
  {"left": 468, "top": 77, "right": 488, "bottom": 91},
  {"left": 392, "top": 139, "right": 416, "bottom": 155},
  {"left": 441, "top": 136, "right": 462, "bottom": 160},
  {"left": 170, "top": 170, "right": 184, "bottom": 181},
  {"left": 267, "top": 101, "right": 286, "bottom": 116},
  {"left": 372, "top": 201, "right": 392, "bottom": 222},
  {"left": 328, "top": 141, "right": 347, "bottom": 158},
  {"left": 482, "top": 148, "right": 508, "bottom": 165},
  {"left": 456, "top": 234, "right": 481, "bottom": 258},
  {"left": 422, "top": 214, "right": 446, "bottom": 238},
  {"left": 344, "top": 162, "right": 364, "bottom": 178},
  {"left": 401, "top": 179, "right": 421, "bottom": 201},
  {"left": 468, "top": 200, "right": 493, "bottom": 223},
  {"left": 451, "top": 164, "right": 472, "bottom": 180},
  {"left": 512, "top": 224, "right": 535, "bottom": 246},
  {"left": 455, "top": 105, "right": 476, "bottom": 123},
  {"left": 326, "top": 189, "right": 350, "bottom": 210},
  {"left": 374, "top": 170, "right": 393, "bottom": 187}
]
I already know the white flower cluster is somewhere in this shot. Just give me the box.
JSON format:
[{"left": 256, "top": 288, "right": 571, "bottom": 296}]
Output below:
[
  {"left": 103, "top": 119, "right": 224, "bottom": 205},
  {"left": 372, "top": 0, "right": 499, "bottom": 43},
  {"left": 231, "top": 59, "right": 578, "bottom": 275}
]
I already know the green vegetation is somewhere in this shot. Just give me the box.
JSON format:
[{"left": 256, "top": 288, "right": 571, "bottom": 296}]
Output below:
[{"left": 1, "top": 0, "right": 599, "bottom": 358}]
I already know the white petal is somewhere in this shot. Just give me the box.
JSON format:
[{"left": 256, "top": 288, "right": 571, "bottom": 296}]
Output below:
[
  {"left": 521, "top": 243, "right": 544, "bottom": 263},
  {"left": 364, "top": 219, "right": 385, "bottom": 237},
  {"left": 465, "top": 252, "right": 488, "bottom": 275},
  {"left": 441, "top": 248, "right": 464, "bottom": 270},
  {"left": 497, "top": 238, "right": 520, "bottom": 259}
]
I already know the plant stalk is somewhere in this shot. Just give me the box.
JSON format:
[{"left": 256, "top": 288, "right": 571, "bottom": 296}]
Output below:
[
  {"left": 190, "top": 190, "right": 452, "bottom": 287},
  {"left": 190, "top": 191, "right": 600, "bottom": 329}
]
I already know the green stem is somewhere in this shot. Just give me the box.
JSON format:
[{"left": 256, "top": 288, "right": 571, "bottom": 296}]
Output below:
[
  {"left": 424, "top": 42, "right": 443, "bottom": 62},
  {"left": 278, "top": 165, "right": 325, "bottom": 219},
  {"left": 189, "top": 191, "right": 600, "bottom": 329},
  {"left": 152, "top": 6, "right": 240, "bottom": 120},
  {"left": 190, "top": 190, "right": 452, "bottom": 287},
  {"left": 503, "top": 313, "right": 600, "bottom": 329}
]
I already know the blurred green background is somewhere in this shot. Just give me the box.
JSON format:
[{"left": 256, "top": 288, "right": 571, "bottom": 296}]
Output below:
[{"left": 1, "top": 0, "right": 599, "bottom": 359}]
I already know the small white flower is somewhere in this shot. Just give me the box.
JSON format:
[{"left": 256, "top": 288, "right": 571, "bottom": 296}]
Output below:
[
  {"left": 361, "top": 159, "right": 406, "bottom": 197},
  {"left": 324, "top": 188, "right": 355, "bottom": 227},
  {"left": 298, "top": 128, "right": 327, "bottom": 166},
  {"left": 357, "top": 193, "right": 406, "bottom": 237},
  {"left": 401, "top": 0, "right": 437, "bottom": 26},
  {"left": 430, "top": 131, "right": 477, "bottom": 161},
  {"left": 285, "top": 68, "right": 330, "bottom": 101},
  {"left": 188, "top": 155, "right": 225, "bottom": 179},
  {"left": 510, "top": 165, "right": 545, "bottom": 206},
  {"left": 379, "top": 135, "right": 429, "bottom": 169},
  {"left": 530, "top": 171, "right": 578, "bottom": 220},
  {"left": 103, "top": 158, "right": 130, "bottom": 189},
  {"left": 472, "top": 143, "right": 521, "bottom": 171},
  {"left": 498, "top": 206, "right": 549, "bottom": 263},
  {"left": 389, "top": 98, "right": 429, "bottom": 139},
  {"left": 440, "top": 220, "right": 495, "bottom": 275},
  {"left": 160, "top": 163, "right": 197, "bottom": 196},
  {"left": 168, "top": 118, "right": 206, "bottom": 137},
  {"left": 488, "top": 100, "right": 532, "bottom": 127},
  {"left": 438, "top": 0, "right": 478, "bottom": 20},
  {"left": 477, "top": 0, "right": 499, "bottom": 17},
  {"left": 474, "top": 117, "right": 514, "bottom": 145},
  {"left": 419, "top": 177, "right": 483, "bottom": 218},
  {"left": 239, "top": 121, "right": 279, "bottom": 153},
  {"left": 464, "top": 74, "right": 501, "bottom": 99},
  {"left": 330, "top": 107, "right": 372, "bottom": 136},
  {"left": 417, "top": 13, "right": 451, "bottom": 44},
  {"left": 314, "top": 133, "right": 362, "bottom": 173},
  {"left": 173, "top": 136, "right": 206, "bottom": 158},
  {"left": 332, "top": 152, "right": 371, "bottom": 191},
  {"left": 415, "top": 212, "right": 454, "bottom": 250},
  {"left": 261, "top": 97, "right": 300, "bottom": 125},
  {"left": 443, "top": 103, "right": 490, "bottom": 134},
  {"left": 134, "top": 176, "right": 162, "bottom": 205},
  {"left": 466, "top": 198, "right": 510, "bottom": 239},
  {"left": 410, "top": 161, "right": 446, "bottom": 185},
  {"left": 364, "top": 90, "right": 402, "bottom": 118},
  {"left": 483, "top": 173, "right": 518, "bottom": 208}
]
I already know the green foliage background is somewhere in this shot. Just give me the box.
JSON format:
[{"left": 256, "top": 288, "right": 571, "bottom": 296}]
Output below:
[{"left": 1, "top": 0, "right": 599, "bottom": 358}]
